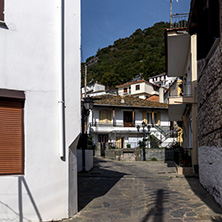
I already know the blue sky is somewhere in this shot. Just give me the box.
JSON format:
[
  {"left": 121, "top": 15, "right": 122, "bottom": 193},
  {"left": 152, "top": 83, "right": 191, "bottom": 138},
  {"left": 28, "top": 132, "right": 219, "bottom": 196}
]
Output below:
[{"left": 81, "top": 0, "right": 191, "bottom": 62}]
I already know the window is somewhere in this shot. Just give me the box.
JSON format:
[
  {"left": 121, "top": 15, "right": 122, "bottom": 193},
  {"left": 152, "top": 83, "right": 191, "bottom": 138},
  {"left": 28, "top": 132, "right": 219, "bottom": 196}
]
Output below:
[
  {"left": 135, "top": 85, "right": 140, "bottom": 90},
  {"left": 0, "top": 0, "right": 4, "bottom": 21},
  {"left": 143, "top": 111, "right": 160, "bottom": 126},
  {"left": 124, "top": 88, "right": 127, "bottom": 93},
  {"left": 99, "top": 110, "right": 112, "bottom": 124},
  {"left": 0, "top": 99, "right": 24, "bottom": 175},
  {"left": 124, "top": 111, "right": 134, "bottom": 127}
]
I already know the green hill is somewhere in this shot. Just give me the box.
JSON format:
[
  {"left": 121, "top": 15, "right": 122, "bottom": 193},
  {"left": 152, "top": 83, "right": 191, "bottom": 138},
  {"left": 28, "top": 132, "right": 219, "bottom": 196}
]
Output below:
[{"left": 82, "top": 21, "right": 170, "bottom": 88}]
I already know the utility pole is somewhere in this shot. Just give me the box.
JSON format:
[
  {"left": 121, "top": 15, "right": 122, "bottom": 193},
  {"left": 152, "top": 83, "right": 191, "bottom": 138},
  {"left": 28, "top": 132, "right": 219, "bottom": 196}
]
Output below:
[{"left": 84, "top": 64, "right": 87, "bottom": 98}]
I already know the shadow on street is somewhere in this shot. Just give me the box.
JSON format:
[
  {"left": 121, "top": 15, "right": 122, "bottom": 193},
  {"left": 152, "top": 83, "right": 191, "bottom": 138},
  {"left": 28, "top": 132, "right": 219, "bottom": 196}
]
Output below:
[
  {"left": 185, "top": 178, "right": 222, "bottom": 221},
  {"left": 141, "top": 189, "right": 168, "bottom": 222},
  {"left": 78, "top": 158, "right": 128, "bottom": 211}
]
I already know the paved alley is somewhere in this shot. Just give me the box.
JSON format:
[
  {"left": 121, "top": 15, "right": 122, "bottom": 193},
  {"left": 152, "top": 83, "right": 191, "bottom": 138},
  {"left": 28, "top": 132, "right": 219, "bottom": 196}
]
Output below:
[{"left": 66, "top": 158, "right": 222, "bottom": 222}]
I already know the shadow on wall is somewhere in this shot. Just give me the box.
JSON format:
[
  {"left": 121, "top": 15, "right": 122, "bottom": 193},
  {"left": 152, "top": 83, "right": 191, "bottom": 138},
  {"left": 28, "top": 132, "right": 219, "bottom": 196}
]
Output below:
[
  {"left": 0, "top": 177, "right": 42, "bottom": 222},
  {"left": 78, "top": 157, "right": 128, "bottom": 211},
  {"left": 18, "top": 176, "right": 42, "bottom": 222}
]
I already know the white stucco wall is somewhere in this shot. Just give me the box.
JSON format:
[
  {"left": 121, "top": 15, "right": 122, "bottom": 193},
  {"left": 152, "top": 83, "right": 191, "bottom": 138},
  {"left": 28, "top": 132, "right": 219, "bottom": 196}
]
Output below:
[
  {"left": 0, "top": 0, "right": 80, "bottom": 221},
  {"left": 199, "top": 146, "right": 222, "bottom": 206}
]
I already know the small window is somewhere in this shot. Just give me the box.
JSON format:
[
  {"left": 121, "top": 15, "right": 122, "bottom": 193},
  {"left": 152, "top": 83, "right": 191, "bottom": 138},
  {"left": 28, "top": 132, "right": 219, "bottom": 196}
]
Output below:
[
  {"left": 124, "top": 88, "right": 127, "bottom": 93},
  {"left": 0, "top": 0, "right": 4, "bottom": 21},
  {"left": 135, "top": 85, "right": 140, "bottom": 90}
]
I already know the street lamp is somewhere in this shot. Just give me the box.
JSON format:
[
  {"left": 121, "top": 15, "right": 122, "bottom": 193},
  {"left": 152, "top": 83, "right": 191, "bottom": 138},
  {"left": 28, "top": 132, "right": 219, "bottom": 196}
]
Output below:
[
  {"left": 137, "top": 121, "right": 147, "bottom": 161},
  {"left": 82, "top": 97, "right": 94, "bottom": 171},
  {"left": 136, "top": 122, "right": 152, "bottom": 161}
]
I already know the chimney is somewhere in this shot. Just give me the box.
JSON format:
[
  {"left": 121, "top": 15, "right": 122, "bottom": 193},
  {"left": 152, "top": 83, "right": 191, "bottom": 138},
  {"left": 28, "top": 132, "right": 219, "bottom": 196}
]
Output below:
[{"left": 159, "top": 87, "right": 164, "bottom": 103}]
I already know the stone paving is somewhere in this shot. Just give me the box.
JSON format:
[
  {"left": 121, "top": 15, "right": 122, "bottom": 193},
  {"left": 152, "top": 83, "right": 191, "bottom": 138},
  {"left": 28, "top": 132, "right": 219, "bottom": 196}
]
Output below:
[{"left": 65, "top": 158, "right": 222, "bottom": 222}]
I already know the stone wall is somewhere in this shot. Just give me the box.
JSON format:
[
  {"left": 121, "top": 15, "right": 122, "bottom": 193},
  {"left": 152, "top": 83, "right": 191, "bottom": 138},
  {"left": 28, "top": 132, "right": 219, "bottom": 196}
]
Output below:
[
  {"left": 198, "top": 41, "right": 222, "bottom": 147},
  {"left": 197, "top": 20, "right": 222, "bottom": 206},
  {"left": 199, "top": 146, "right": 222, "bottom": 206},
  {"left": 105, "top": 148, "right": 174, "bottom": 161}
]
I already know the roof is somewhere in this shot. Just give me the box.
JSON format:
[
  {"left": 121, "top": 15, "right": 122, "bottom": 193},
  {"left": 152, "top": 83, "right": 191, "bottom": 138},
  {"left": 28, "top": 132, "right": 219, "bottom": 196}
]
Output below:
[
  {"left": 147, "top": 95, "right": 159, "bottom": 102},
  {"left": 116, "top": 79, "right": 160, "bottom": 88},
  {"left": 116, "top": 79, "right": 147, "bottom": 88},
  {"left": 93, "top": 95, "right": 168, "bottom": 109}
]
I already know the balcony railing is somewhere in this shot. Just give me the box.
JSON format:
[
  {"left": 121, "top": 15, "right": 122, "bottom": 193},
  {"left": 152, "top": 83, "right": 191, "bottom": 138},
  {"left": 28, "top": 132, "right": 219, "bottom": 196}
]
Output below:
[
  {"left": 91, "top": 121, "right": 124, "bottom": 127},
  {"left": 170, "top": 13, "right": 189, "bottom": 28},
  {"left": 169, "top": 80, "right": 192, "bottom": 97}
]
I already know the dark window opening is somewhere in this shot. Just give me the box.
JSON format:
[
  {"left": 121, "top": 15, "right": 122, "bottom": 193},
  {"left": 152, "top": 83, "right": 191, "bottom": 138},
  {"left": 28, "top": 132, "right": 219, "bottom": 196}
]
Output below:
[
  {"left": 124, "top": 111, "right": 133, "bottom": 127},
  {"left": 136, "top": 85, "right": 140, "bottom": 90},
  {"left": 0, "top": 0, "right": 4, "bottom": 21},
  {"left": 197, "top": 0, "right": 220, "bottom": 60}
]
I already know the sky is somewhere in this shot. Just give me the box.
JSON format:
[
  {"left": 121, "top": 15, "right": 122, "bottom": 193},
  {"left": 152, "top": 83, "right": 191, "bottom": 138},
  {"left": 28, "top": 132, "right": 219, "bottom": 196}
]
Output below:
[{"left": 81, "top": 0, "right": 191, "bottom": 62}]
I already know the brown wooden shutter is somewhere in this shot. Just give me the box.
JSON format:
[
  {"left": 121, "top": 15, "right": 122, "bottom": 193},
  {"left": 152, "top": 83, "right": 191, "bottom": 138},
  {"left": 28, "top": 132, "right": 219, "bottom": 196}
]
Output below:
[
  {"left": 0, "top": 0, "right": 4, "bottom": 21},
  {"left": 0, "top": 99, "right": 24, "bottom": 175}
]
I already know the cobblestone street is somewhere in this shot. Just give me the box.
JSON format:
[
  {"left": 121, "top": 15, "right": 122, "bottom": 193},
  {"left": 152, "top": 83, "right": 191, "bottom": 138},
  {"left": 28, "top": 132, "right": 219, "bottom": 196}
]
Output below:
[{"left": 65, "top": 158, "right": 222, "bottom": 222}]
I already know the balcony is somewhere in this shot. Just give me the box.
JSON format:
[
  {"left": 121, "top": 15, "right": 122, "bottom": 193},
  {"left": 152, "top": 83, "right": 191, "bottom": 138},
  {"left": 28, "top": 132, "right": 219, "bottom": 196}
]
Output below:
[
  {"left": 165, "top": 28, "right": 190, "bottom": 77},
  {"left": 168, "top": 80, "right": 195, "bottom": 121}
]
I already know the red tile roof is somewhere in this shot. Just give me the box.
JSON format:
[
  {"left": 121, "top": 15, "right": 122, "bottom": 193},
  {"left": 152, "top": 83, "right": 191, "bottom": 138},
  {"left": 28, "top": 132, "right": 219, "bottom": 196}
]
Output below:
[{"left": 147, "top": 95, "right": 159, "bottom": 102}]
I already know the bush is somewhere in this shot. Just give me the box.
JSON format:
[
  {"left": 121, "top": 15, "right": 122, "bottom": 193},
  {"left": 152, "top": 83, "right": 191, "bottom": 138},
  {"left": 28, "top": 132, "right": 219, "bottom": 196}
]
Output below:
[{"left": 151, "top": 157, "right": 157, "bottom": 161}]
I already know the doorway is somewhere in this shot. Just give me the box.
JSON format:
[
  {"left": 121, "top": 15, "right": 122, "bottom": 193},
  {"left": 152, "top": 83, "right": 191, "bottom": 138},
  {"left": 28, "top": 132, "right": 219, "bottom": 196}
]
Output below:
[{"left": 98, "top": 134, "right": 108, "bottom": 156}]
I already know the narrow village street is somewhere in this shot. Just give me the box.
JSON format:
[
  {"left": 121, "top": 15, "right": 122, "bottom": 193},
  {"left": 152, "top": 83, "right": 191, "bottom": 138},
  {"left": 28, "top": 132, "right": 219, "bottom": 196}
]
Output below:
[{"left": 65, "top": 158, "right": 222, "bottom": 222}]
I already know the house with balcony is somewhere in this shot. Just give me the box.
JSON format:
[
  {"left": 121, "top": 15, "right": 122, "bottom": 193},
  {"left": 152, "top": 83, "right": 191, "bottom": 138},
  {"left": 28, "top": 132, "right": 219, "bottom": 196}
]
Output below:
[
  {"left": 165, "top": 26, "right": 198, "bottom": 173},
  {"left": 0, "top": 0, "right": 81, "bottom": 221},
  {"left": 116, "top": 79, "right": 160, "bottom": 100},
  {"left": 148, "top": 73, "right": 176, "bottom": 89},
  {"left": 89, "top": 95, "right": 177, "bottom": 156}
]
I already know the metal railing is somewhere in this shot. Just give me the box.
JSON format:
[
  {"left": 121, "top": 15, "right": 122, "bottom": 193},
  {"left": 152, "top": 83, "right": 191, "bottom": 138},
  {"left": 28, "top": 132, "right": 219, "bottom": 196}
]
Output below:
[
  {"left": 91, "top": 120, "right": 136, "bottom": 127},
  {"left": 170, "top": 13, "right": 189, "bottom": 28},
  {"left": 169, "top": 80, "right": 192, "bottom": 97}
]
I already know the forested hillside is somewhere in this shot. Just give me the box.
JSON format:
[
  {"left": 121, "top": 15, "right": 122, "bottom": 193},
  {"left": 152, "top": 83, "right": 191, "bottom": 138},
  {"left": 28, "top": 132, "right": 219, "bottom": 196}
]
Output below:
[{"left": 82, "top": 21, "right": 170, "bottom": 88}]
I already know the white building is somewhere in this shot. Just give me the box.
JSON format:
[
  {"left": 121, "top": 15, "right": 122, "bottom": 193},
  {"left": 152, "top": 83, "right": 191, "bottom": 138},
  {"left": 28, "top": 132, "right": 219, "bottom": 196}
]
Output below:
[
  {"left": 116, "top": 79, "right": 160, "bottom": 100},
  {"left": 0, "top": 0, "right": 80, "bottom": 221},
  {"left": 89, "top": 95, "right": 176, "bottom": 155},
  {"left": 148, "top": 73, "right": 176, "bottom": 89},
  {"left": 81, "top": 82, "right": 107, "bottom": 97}
]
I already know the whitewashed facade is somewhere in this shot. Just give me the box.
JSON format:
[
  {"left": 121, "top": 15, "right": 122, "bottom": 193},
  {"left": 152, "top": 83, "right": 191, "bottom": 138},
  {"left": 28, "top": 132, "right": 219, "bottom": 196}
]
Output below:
[
  {"left": 116, "top": 79, "right": 159, "bottom": 99},
  {"left": 0, "top": 0, "right": 81, "bottom": 221},
  {"left": 88, "top": 96, "right": 176, "bottom": 155}
]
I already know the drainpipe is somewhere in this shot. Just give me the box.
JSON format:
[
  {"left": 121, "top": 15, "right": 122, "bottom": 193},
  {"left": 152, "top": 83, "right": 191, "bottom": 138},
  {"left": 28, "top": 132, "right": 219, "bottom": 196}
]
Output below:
[{"left": 58, "top": 0, "right": 66, "bottom": 161}]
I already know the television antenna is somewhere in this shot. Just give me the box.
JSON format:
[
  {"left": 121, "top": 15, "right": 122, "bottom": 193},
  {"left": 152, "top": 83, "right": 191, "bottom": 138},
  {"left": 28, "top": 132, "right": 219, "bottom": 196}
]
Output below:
[{"left": 170, "top": 0, "right": 179, "bottom": 28}]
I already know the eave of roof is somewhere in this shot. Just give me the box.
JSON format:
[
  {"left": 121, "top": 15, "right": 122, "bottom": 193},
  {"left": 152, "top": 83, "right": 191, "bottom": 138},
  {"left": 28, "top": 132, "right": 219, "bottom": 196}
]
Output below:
[{"left": 93, "top": 95, "right": 168, "bottom": 109}]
